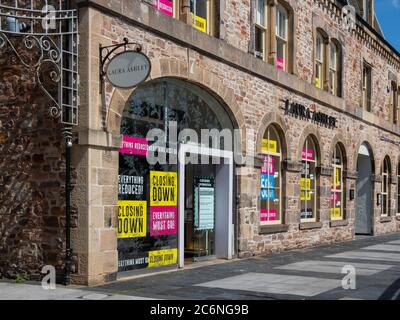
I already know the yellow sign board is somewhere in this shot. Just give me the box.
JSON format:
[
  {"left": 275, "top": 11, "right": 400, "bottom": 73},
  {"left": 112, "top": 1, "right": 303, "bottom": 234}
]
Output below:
[
  {"left": 192, "top": 14, "right": 207, "bottom": 33},
  {"left": 148, "top": 248, "right": 178, "bottom": 268},
  {"left": 330, "top": 207, "right": 341, "bottom": 220},
  {"left": 262, "top": 139, "right": 277, "bottom": 153},
  {"left": 315, "top": 77, "right": 320, "bottom": 88},
  {"left": 150, "top": 171, "right": 178, "bottom": 206},
  {"left": 117, "top": 200, "right": 147, "bottom": 238},
  {"left": 300, "top": 178, "right": 311, "bottom": 201}
]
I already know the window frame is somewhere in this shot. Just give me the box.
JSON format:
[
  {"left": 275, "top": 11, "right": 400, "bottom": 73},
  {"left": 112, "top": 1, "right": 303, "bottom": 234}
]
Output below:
[
  {"left": 300, "top": 137, "right": 318, "bottom": 223},
  {"left": 331, "top": 145, "right": 344, "bottom": 221},
  {"left": 391, "top": 82, "right": 398, "bottom": 125},
  {"left": 275, "top": 3, "right": 288, "bottom": 71},
  {"left": 188, "top": 0, "right": 216, "bottom": 36},
  {"left": 329, "top": 42, "right": 339, "bottom": 96},
  {"left": 260, "top": 125, "right": 283, "bottom": 225},
  {"left": 254, "top": 0, "right": 268, "bottom": 60},
  {"left": 381, "top": 157, "right": 390, "bottom": 217},
  {"left": 315, "top": 31, "right": 325, "bottom": 90},
  {"left": 362, "top": 63, "right": 372, "bottom": 112}
]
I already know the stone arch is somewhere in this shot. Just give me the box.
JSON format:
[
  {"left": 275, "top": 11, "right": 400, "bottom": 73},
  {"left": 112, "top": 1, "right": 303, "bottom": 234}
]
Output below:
[
  {"left": 329, "top": 133, "right": 350, "bottom": 169},
  {"left": 106, "top": 57, "right": 247, "bottom": 149},
  {"left": 256, "top": 111, "right": 289, "bottom": 158},
  {"left": 353, "top": 139, "right": 376, "bottom": 174},
  {"left": 296, "top": 124, "right": 324, "bottom": 164}
]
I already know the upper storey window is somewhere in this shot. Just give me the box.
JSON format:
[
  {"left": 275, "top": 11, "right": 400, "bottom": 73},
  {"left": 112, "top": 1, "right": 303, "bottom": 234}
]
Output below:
[
  {"left": 315, "top": 31, "right": 325, "bottom": 90},
  {"left": 255, "top": 0, "right": 268, "bottom": 60},
  {"left": 253, "top": 0, "right": 292, "bottom": 73},
  {"left": 314, "top": 30, "right": 342, "bottom": 97},
  {"left": 275, "top": 4, "right": 288, "bottom": 71},
  {"left": 152, "top": 0, "right": 218, "bottom": 36},
  {"left": 390, "top": 81, "right": 398, "bottom": 125},
  {"left": 362, "top": 63, "right": 372, "bottom": 112}
]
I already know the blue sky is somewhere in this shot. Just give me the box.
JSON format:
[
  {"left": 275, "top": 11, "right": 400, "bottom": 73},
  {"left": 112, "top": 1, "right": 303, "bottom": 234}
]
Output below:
[{"left": 375, "top": 0, "right": 400, "bottom": 52}]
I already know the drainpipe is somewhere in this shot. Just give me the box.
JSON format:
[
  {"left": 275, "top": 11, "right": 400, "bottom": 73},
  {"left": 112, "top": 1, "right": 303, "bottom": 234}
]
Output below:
[{"left": 62, "top": 127, "right": 73, "bottom": 286}]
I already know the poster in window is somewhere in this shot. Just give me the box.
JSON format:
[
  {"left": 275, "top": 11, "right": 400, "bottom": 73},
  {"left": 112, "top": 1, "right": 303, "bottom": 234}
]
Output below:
[
  {"left": 260, "top": 188, "right": 275, "bottom": 201},
  {"left": 260, "top": 208, "right": 277, "bottom": 222},
  {"left": 192, "top": 14, "right": 207, "bottom": 33},
  {"left": 277, "top": 57, "right": 285, "bottom": 70},
  {"left": 261, "top": 174, "right": 275, "bottom": 189},
  {"left": 261, "top": 155, "right": 275, "bottom": 174},
  {"left": 150, "top": 171, "right": 178, "bottom": 206},
  {"left": 148, "top": 248, "right": 178, "bottom": 268},
  {"left": 119, "top": 135, "right": 149, "bottom": 156},
  {"left": 117, "top": 200, "right": 147, "bottom": 238},
  {"left": 262, "top": 139, "right": 277, "bottom": 153},
  {"left": 153, "top": 0, "right": 173, "bottom": 16},
  {"left": 301, "top": 149, "right": 314, "bottom": 161},
  {"left": 315, "top": 78, "right": 320, "bottom": 88},
  {"left": 150, "top": 206, "right": 177, "bottom": 236},
  {"left": 330, "top": 207, "right": 341, "bottom": 220}
]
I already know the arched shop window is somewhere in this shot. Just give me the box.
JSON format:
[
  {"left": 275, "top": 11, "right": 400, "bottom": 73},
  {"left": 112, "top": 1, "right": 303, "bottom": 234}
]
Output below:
[
  {"left": 331, "top": 144, "right": 345, "bottom": 221},
  {"left": 381, "top": 156, "right": 391, "bottom": 217},
  {"left": 260, "top": 125, "right": 283, "bottom": 225},
  {"left": 118, "top": 78, "right": 234, "bottom": 272},
  {"left": 300, "top": 136, "right": 318, "bottom": 222}
]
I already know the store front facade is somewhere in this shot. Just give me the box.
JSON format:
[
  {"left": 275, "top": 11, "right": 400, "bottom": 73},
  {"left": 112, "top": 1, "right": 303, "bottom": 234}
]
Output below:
[{"left": 2, "top": 0, "right": 400, "bottom": 286}]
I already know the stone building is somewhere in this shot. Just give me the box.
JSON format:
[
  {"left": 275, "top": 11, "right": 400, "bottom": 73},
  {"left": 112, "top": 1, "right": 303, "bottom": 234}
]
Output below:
[{"left": 1, "top": 0, "right": 400, "bottom": 285}]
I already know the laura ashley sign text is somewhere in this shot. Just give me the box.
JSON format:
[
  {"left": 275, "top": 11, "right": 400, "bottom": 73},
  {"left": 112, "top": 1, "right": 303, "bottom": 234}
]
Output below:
[
  {"left": 106, "top": 51, "right": 151, "bottom": 88},
  {"left": 282, "top": 99, "right": 337, "bottom": 129}
]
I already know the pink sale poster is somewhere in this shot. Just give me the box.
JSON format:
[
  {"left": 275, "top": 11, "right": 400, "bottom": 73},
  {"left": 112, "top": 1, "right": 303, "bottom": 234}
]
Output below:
[
  {"left": 301, "top": 149, "right": 314, "bottom": 161},
  {"left": 150, "top": 206, "right": 177, "bottom": 236},
  {"left": 260, "top": 208, "right": 277, "bottom": 222},
  {"left": 119, "top": 135, "right": 148, "bottom": 156},
  {"left": 153, "top": 0, "right": 173, "bottom": 17},
  {"left": 261, "top": 155, "right": 274, "bottom": 174}
]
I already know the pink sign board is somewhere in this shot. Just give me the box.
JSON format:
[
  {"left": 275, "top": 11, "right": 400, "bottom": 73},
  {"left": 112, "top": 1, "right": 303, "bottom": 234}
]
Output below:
[
  {"left": 260, "top": 208, "right": 277, "bottom": 222},
  {"left": 301, "top": 149, "right": 314, "bottom": 161},
  {"left": 261, "top": 155, "right": 275, "bottom": 174},
  {"left": 153, "top": 0, "right": 173, "bottom": 17},
  {"left": 150, "top": 206, "right": 177, "bottom": 236},
  {"left": 276, "top": 57, "right": 285, "bottom": 70},
  {"left": 119, "top": 135, "right": 148, "bottom": 156}
]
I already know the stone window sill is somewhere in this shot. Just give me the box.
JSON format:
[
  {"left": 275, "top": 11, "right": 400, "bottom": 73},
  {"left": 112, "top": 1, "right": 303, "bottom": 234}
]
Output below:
[
  {"left": 380, "top": 216, "right": 392, "bottom": 223},
  {"left": 330, "top": 220, "right": 348, "bottom": 228},
  {"left": 299, "top": 221, "right": 323, "bottom": 230},
  {"left": 259, "top": 224, "right": 289, "bottom": 235}
]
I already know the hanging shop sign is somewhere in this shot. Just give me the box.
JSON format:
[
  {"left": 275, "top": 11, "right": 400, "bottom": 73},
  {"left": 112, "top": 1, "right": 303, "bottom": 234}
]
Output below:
[
  {"left": 282, "top": 99, "right": 337, "bottom": 129},
  {"left": 194, "top": 177, "right": 215, "bottom": 230},
  {"left": 105, "top": 50, "right": 151, "bottom": 89}
]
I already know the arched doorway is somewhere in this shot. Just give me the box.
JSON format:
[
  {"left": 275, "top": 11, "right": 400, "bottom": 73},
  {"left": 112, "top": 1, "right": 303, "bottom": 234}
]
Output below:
[
  {"left": 355, "top": 143, "right": 374, "bottom": 235},
  {"left": 117, "top": 78, "right": 237, "bottom": 273}
]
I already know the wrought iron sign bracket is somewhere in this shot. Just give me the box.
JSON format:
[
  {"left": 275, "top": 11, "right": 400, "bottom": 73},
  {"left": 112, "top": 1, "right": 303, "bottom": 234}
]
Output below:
[{"left": 99, "top": 37, "right": 143, "bottom": 86}]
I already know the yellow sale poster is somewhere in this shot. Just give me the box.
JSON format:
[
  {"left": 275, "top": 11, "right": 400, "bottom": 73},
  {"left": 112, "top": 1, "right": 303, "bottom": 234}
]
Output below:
[
  {"left": 150, "top": 171, "right": 177, "bottom": 206},
  {"left": 300, "top": 178, "right": 311, "bottom": 190},
  {"left": 315, "top": 78, "right": 320, "bottom": 88},
  {"left": 117, "top": 200, "right": 147, "bottom": 238},
  {"left": 300, "top": 190, "right": 311, "bottom": 201},
  {"left": 148, "top": 248, "right": 178, "bottom": 268},
  {"left": 262, "top": 139, "right": 277, "bottom": 153},
  {"left": 192, "top": 14, "right": 207, "bottom": 33},
  {"left": 330, "top": 207, "right": 341, "bottom": 219}
]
